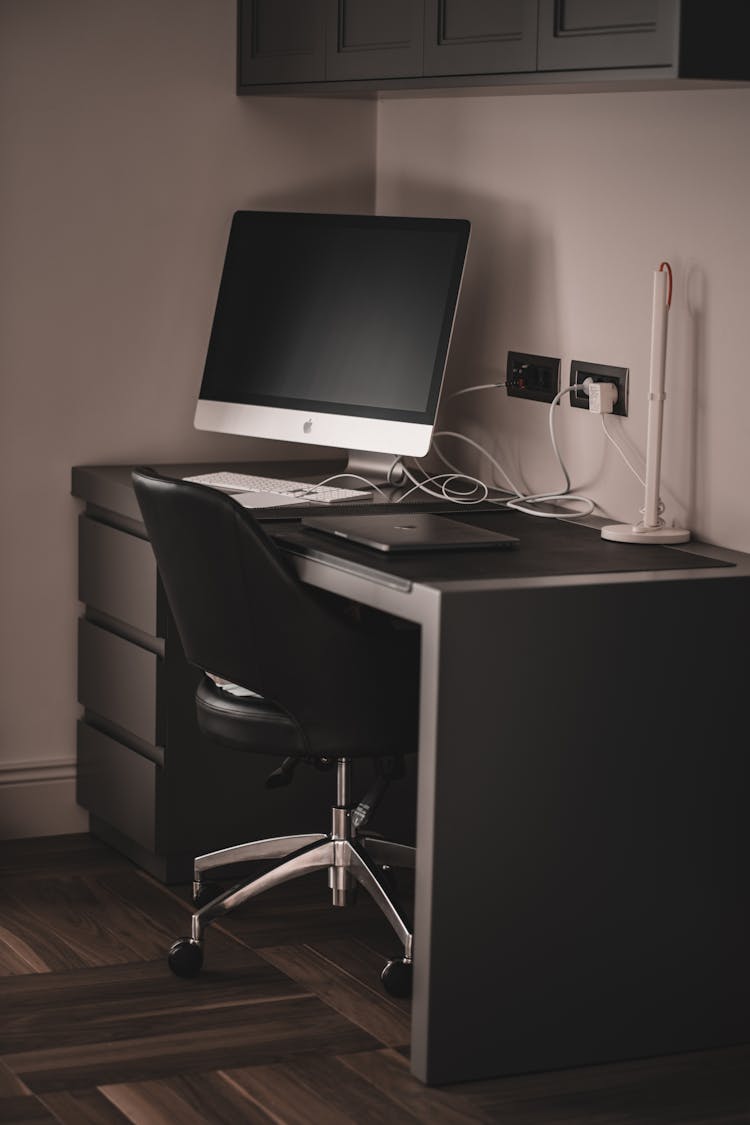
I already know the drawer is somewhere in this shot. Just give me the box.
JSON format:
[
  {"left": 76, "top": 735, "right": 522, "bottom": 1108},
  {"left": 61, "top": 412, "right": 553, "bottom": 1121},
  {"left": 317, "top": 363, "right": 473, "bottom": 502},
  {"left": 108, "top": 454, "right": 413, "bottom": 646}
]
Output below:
[
  {"left": 77, "top": 721, "right": 157, "bottom": 851},
  {"left": 79, "top": 515, "right": 159, "bottom": 636},
  {"left": 78, "top": 618, "right": 162, "bottom": 745}
]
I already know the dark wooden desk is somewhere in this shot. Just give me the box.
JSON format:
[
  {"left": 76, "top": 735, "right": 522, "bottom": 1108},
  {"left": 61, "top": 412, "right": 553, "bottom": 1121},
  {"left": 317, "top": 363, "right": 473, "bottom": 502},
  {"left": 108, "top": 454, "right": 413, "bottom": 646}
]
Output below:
[{"left": 72, "top": 461, "right": 750, "bottom": 1086}]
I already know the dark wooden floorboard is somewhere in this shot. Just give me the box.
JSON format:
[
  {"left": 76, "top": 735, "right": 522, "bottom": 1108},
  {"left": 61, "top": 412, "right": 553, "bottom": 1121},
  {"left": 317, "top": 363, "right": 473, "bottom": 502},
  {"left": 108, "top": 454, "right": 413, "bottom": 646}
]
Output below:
[
  {"left": 0, "top": 1094, "right": 60, "bottom": 1124},
  {"left": 340, "top": 1046, "right": 750, "bottom": 1124},
  {"left": 0, "top": 1061, "right": 57, "bottom": 1125},
  {"left": 4, "top": 997, "right": 377, "bottom": 1094},
  {"left": 0, "top": 1060, "right": 30, "bottom": 1097},
  {"left": 224, "top": 1053, "right": 432, "bottom": 1124},
  {"left": 37, "top": 1087, "right": 134, "bottom": 1125},
  {"left": 0, "top": 869, "right": 199, "bottom": 973},
  {"left": 99, "top": 1073, "right": 278, "bottom": 1124},
  {"left": 0, "top": 835, "right": 129, "bottom": 880},
  {"left": 1, "top": 957, "right": 308, "bottom": 1055},
  {"left": 260, "top": 939, "right": 410, "bottom": 1047},
  {"left": 1, "top": 834, "right": 749, "bottom": 1123}
]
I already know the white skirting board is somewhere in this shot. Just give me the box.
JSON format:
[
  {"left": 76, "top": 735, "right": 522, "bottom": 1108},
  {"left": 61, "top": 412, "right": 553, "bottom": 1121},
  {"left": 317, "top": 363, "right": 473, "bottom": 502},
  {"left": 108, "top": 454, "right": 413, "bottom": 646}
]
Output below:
[{"left": 0, "top": 758, "right": 88, "bottom": 839}]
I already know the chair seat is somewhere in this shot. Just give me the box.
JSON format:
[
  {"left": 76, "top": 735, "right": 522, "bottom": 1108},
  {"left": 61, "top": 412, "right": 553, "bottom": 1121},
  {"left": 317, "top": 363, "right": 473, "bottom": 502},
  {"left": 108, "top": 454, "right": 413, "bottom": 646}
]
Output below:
[{"left": 196, "top": 675, "right": 306, "bottom": 756}]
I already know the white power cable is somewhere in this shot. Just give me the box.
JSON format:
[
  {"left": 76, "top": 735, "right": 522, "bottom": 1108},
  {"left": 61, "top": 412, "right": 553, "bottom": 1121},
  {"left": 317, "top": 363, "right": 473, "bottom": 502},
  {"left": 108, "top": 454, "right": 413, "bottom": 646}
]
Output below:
[
  {"left": 401, "top": 381, "right": 597, "bottom": 519},
  {"left": 600, "top": 414, "right": 665, "bottom": 524},
  {"left": 302, "top": 381, "right": 603, "bottom": 520},
  {"left": 431, "top": 430, "right": 521, "bottom": 497},
  {"left": 444, "top": 381, "right": 507, "bottom": 400},
  {"left": 600, "top": 415, "right": 645, "bottom": 487},
  {"left": 292, "top": 473, "right": 391, "bottom": 502},
  {"left": 504, "top": 383, "right": 595, "bottom": 518},
  {"left": 397, "top": 462, "right": 490, "bottom": 505}
]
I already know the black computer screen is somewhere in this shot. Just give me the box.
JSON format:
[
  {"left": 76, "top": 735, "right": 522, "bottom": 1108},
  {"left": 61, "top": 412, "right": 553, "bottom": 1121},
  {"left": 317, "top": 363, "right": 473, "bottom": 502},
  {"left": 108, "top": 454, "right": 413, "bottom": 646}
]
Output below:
[{"left": 198, "top": 210, "right": 470, "bottom": 424}]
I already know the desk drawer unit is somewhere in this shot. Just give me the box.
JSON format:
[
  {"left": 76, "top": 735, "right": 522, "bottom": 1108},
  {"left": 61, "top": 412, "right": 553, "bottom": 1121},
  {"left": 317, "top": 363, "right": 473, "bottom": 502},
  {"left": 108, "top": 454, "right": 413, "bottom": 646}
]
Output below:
[
  {"left": 75, "top": 506, "right": 417, "bottom": 881},
  {"left": 76, "top": 515, "right": 172, "bottom": 875},
  {"left": 77, "top": 512, "right": 250, "bottom": 881}
]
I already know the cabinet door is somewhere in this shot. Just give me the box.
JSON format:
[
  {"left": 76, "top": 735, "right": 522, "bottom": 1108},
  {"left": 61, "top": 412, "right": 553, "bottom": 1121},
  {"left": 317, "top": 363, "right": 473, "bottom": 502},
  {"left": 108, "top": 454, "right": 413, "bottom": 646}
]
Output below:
[
  {"left": 238, "top": 0, "right": 326, "bottom": 87},
  {"left": 538, "top": 0, "right": 679, "bottom": 71},
  {"left": 325, "top": 0, "right": 423, "bottom": 81},
  {"left": 423, "top": 0, "right": 538, "bottom": 76}
]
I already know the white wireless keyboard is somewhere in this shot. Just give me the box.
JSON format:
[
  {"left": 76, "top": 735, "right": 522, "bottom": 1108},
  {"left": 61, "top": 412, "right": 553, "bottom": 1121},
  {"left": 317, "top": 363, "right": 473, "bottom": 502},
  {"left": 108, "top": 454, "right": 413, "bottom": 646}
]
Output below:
[{"left": 183, "top": 470, "right": 371, "bottom": 505}]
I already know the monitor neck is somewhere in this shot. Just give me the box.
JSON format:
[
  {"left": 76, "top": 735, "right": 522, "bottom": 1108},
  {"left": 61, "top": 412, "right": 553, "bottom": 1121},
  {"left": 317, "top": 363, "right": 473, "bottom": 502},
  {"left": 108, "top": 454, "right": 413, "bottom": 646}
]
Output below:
[{"left": 344, "top": 451, "right": 406, "bottom": 486}]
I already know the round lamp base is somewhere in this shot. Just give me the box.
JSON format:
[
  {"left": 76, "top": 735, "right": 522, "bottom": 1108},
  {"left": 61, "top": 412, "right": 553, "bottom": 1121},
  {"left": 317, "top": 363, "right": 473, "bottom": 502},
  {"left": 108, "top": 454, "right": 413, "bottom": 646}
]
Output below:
[{"left": 601, "top": 523, "right": 691, "bottom": 544}]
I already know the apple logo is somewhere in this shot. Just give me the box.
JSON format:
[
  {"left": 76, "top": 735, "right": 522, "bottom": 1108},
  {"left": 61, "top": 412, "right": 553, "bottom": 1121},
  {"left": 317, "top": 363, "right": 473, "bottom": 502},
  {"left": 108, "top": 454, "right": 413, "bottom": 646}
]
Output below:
[{"left": 303, "top": 418, "right": 313, "bottom": 433}]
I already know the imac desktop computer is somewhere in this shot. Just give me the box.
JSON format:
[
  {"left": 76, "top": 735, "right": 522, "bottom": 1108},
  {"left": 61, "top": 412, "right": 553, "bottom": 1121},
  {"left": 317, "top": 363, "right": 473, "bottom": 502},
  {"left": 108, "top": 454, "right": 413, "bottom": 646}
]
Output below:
[{"left": 192, "top": 210, "right": 470, "bottom": 497}]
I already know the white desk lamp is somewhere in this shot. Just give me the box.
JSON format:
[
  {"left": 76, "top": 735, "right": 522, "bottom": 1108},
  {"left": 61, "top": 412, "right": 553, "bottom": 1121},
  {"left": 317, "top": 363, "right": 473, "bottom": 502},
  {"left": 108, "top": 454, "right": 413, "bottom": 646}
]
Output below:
[{"left": 601, "top": 262, "right": 690, "bottom": 544}]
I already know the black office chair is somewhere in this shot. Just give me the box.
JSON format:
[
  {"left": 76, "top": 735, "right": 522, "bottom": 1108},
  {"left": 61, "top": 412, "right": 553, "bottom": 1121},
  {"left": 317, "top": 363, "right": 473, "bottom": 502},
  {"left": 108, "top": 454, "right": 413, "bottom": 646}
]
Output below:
[{"left": 132, "top": 467, "right": 420, "bottom": 996}]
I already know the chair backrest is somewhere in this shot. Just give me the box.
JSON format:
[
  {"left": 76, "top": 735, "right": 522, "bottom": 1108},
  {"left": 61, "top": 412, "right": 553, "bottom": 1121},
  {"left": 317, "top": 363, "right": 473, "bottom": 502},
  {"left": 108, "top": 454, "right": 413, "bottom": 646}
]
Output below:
[{"left": 132, "top": 467, "right": 418, "bottom": 757}]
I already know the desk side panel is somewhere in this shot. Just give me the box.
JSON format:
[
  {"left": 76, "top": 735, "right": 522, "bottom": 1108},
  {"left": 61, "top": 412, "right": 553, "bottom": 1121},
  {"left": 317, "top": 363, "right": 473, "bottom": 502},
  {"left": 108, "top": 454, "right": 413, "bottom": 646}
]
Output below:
[{"left": 415, "top": 574, "right": 750, "bottom": 1084}]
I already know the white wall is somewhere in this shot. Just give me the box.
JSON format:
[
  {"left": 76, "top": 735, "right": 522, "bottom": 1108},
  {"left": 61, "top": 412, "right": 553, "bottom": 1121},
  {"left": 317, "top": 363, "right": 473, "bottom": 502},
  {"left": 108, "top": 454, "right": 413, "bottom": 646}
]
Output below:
[
  {"left": 0, "top": 0, "right": 376, "bottom": 837},
  {"left": 3, "top": 8, "right": 749, "bottom": 839},
  {"left": 376, "top": 88, "right": 750, "bottom": 554}
]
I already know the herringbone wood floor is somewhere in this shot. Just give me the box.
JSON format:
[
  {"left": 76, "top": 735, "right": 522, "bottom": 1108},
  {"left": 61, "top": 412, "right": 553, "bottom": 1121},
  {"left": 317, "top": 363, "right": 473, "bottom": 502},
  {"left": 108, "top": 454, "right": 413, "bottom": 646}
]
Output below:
[{"left": 0, "top": 833, "right": 748, "bottom": 1124}]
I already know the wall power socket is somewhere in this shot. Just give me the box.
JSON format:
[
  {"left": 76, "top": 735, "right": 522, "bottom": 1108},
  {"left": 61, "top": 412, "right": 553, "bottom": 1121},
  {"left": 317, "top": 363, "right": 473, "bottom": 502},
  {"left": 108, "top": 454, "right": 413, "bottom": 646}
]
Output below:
[
  {"left": 569, "top": 360, "right": 629, "bottom": 417},
  {"left": 506, "top": 351, "right": 561, "bottom": 404}
]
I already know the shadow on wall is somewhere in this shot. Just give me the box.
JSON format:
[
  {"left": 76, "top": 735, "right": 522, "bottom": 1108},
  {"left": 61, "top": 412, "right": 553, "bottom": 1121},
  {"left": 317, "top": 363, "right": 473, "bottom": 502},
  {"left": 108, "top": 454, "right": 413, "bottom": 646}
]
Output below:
[
  {"left": 242, "top": 176, "right": 376, "bottom": 217},
  {"left": 254, "top": 175, "right": 561, "bottom": 393},
  {"left": 683, "top": 263, "right": 707, "bottom": 532},
  {"left": 592, "top": 259, "right": 704, "bottom": 533},
  {"left": 244, "top": 177, "right": 561, "bottom": 397},
  {"left": 234, "top": 96, "right": 376, "bottom": 214},
  {"left": 373, "top": 176, "right": 561, "bottom": 488}
]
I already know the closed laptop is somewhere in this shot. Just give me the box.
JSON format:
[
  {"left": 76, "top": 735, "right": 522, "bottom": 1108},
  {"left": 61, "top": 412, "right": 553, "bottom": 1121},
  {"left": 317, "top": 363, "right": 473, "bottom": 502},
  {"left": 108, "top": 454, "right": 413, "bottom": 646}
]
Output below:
[{"left": 301, "top": 512, "right": 519, "bottom": 553}]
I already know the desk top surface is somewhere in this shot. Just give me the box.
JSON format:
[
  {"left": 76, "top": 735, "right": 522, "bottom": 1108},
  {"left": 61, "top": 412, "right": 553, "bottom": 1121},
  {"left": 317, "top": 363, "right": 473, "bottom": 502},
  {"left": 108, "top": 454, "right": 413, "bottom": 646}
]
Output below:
[{"left": 72, "top": 461, "right": 750, "bottom": 594}]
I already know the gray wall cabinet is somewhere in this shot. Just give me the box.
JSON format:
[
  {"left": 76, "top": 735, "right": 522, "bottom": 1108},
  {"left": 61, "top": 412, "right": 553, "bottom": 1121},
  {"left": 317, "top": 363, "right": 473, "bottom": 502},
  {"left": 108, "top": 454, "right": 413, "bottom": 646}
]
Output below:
[{"left": 237, "top": 0, "right": 750, "bottom": 94}]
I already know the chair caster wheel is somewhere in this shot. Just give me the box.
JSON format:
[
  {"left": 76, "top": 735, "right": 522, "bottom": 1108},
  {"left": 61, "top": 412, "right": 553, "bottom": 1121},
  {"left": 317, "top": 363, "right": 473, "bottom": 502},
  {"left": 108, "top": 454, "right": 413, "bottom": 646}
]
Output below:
[
  {"left": 168, "top": 938, "right": 203, "bottom": 978},
  {"left": 193, "top": 881, "right": 222, "bottom": 908},
  {"left": 381, "top": 957, "right": 412, "bottom": 998}
]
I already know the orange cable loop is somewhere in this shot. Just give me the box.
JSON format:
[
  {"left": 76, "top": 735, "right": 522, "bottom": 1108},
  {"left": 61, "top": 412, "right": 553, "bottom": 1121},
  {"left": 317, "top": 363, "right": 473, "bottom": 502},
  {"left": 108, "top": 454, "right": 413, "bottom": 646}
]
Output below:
[{"left": 658, "top": 261, "right": 673, "bottom": 308}]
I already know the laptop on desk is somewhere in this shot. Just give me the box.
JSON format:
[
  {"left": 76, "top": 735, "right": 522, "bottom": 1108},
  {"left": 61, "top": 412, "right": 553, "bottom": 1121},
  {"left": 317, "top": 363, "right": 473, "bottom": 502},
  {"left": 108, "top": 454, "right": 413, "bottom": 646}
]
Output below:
[{"left": 301, "top": 512, "right": 519, "bottom": 553}]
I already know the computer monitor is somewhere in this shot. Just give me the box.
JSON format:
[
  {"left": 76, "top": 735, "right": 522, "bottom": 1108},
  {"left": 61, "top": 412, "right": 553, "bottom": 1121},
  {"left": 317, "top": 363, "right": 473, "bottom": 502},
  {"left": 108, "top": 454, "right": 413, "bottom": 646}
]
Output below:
[{"left": 194, "top": 210, "right": 470, "bottom": 477}]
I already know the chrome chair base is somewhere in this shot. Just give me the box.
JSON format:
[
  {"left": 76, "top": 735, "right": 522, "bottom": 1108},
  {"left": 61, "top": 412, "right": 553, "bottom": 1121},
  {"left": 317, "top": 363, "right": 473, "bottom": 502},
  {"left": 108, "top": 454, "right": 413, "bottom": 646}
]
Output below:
[{"left": 174, "top": 759, "right": 416, "bottom": 987}]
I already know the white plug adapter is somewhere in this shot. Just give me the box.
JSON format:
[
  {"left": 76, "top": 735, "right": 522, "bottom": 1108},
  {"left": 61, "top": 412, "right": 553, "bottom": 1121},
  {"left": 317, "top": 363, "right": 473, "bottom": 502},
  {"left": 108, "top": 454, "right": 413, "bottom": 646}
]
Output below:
[{"left": 586, "top": 380, "right": 618, "bottom": 414}]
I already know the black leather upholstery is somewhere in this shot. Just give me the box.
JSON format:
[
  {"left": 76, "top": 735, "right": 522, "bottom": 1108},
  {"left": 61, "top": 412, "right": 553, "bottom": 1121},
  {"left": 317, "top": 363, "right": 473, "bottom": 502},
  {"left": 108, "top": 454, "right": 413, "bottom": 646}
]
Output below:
[
  {"left": 132, "top": 467, "right": 419, "bottom": 761},
  {"left": 195, "top": 675, "right": 307, "bottom": 756}
]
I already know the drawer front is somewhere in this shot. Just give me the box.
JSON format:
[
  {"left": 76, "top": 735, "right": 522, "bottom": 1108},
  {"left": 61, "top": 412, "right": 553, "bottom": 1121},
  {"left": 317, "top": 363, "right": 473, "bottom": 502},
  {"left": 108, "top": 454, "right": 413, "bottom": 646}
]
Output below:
[
  {"left": 77, "top": 721, "right": 157, "bottom": 851},
  {"left": 78, "top": 619, "right": 161, "bottom": 745},
  {"left": 79, "top": 515, "right": 159, "bottom": 636}
]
